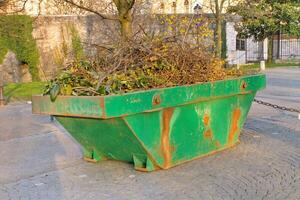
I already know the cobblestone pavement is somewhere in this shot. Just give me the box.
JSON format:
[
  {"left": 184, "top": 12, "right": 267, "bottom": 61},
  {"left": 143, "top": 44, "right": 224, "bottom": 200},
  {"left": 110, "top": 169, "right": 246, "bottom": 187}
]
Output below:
[{"left": 0, "top": 67, "right": 299, "bottom": 200}]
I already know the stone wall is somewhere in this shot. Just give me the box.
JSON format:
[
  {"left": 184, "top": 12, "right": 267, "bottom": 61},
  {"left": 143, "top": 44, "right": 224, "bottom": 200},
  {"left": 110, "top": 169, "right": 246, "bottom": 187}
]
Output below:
[
  {"left": 0, "top": 51, "right": 32, "bottom": 83},
  {"left": 1, "top": 14, "right": 241, "bottom": 82},
  {"left": 32, "top": 15, "right": 120, "bottom": 80},
  {"left": 31, "top": 14, "right": 196, "bottom": 80}
]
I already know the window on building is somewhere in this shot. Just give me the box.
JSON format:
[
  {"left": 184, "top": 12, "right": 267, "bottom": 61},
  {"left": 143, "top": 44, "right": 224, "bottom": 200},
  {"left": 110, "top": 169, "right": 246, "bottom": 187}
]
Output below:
[{"left": 236, "top": 38, "right": 246, "bottom": 51}]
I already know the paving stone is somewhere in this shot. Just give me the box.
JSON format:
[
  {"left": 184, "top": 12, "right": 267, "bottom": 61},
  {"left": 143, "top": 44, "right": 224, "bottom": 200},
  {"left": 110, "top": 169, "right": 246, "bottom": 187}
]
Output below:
[{"left": 0, "top": 67, "right": 299, "bottom": 200}]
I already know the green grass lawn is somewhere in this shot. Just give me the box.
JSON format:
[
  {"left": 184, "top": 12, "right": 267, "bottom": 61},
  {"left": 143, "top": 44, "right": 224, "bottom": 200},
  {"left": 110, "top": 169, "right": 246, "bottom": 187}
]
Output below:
[
  {"left": 239, "top": 62, "right": 300, "bottom": 71},
  {"left": 4, "top": 82, "right": 45, "bottom": 102}
]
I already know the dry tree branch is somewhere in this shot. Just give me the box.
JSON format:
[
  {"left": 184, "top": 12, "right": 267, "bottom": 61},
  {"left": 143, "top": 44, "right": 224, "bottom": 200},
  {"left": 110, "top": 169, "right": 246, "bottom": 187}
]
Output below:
[{"left": 63, "top": 0, "right": 118, "bottom": 20}]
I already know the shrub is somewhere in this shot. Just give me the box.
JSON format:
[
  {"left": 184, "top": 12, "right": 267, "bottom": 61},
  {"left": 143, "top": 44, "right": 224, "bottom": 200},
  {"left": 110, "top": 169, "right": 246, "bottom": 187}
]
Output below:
[
  {"left": 0, "top": 15, "right": 40, "bottom": 81},
  {"left": 44, "top": 15, "right": 243, "bottom": 100}
]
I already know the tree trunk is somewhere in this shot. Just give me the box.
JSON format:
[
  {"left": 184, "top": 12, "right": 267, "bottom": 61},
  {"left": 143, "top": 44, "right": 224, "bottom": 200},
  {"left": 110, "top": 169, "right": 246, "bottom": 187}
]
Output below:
[
  {"left": 267, "top": 36, "right": 273, "bottom": 63},
  {"left": 215, "top": 17, "right": 222, "bottom": 58},
  {"left": 116, "top": 2, "right": 134, "bottom": 42},
  {"left": 119, "top": 12, "right": 133, "bottom": 41}
]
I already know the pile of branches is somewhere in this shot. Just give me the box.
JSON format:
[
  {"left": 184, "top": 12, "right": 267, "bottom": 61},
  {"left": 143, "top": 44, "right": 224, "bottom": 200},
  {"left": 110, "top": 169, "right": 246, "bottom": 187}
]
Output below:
[{"left": 44, "top": 38, "right": 230, "bottom": 100}]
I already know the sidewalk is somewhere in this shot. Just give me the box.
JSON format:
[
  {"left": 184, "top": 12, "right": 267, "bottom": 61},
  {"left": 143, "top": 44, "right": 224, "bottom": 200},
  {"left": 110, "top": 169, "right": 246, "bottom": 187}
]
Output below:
[{"left": 0, "top": 67, "right": 299, "bottom": 200}]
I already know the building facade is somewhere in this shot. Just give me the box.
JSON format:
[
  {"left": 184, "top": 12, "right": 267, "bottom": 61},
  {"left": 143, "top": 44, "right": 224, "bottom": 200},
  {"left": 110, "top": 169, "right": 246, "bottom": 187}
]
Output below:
[
  {"left": 3, "top": 0, "right": 236, "bottom": 16},
  {"left": 151, "top": 0, "right": 237, "bottom": 14}
]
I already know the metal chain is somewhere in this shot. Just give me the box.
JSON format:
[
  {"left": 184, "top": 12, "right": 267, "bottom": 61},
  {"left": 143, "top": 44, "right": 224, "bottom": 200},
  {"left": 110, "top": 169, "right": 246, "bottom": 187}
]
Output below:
[{"left": 254, "top": 99, "right": 300, "bottom": 113}]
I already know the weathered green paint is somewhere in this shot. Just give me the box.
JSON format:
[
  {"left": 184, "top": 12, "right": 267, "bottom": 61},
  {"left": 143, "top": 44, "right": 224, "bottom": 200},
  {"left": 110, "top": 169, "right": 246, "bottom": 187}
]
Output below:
[{"left": 32, "top": 74, "right": 266, "bottom": 171}]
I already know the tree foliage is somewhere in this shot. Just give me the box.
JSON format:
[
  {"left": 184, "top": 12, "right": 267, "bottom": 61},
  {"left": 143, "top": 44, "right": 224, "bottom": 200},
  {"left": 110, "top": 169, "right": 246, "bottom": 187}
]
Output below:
[{"left": 229, "top": 0, "right": 300, "bottom": 40}]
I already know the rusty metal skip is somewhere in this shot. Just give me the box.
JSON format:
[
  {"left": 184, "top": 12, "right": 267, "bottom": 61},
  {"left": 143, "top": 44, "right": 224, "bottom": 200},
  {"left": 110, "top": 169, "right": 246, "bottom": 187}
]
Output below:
[{"left": 32, "top": 74, "right": 266, "bottom": 171}]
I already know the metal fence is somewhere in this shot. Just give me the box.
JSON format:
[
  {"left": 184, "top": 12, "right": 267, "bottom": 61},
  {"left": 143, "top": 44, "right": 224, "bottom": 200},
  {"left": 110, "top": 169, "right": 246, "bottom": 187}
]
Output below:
[
  {"left": 273, "top": 34, "right": 300, "bottom": 60},
  {"left": 245, "top": 33, "right": 300, "bottom": 63},
  {"left": 245, "top": 41, "right": 264, "bottom": 62}
]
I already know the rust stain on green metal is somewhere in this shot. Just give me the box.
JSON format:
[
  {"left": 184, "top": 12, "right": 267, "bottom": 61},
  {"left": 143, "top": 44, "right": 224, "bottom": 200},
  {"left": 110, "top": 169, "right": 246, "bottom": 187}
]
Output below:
[
  {"left": 161, "top": 108, "right": 174, "bottom": 169},
  {"left": 215, "top": 140, "right": 221, "bottom": 148},
  {"left": 204, "top": 129, "right": 213, "bottom": 140},
  {"left": 152, "top": 95, "right": 161, "bottom": 106},
  {"left": 203, "top": 114, "right": 210, "bottom": 126},
  {"left": 100, "top": 98, "right": 106, "bottom": 118},
  {"left": 32, "top": 74, "right": 266, "bottom": 171},
  {"left": 241, "top": 81, "right": 248, "bottom": 90},
  {"left": 228, "top": 108, "right": 241, "bottom": 145}
]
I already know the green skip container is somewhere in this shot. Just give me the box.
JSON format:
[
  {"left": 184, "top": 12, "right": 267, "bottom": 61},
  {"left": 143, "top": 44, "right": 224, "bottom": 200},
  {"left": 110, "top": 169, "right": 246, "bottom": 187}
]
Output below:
[{"left": 32, "top": 74, "right": 266, "bottom": 172}]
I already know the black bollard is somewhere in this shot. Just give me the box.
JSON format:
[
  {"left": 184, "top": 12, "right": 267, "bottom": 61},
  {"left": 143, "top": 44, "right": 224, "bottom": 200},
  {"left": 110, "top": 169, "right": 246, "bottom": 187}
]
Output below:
[{"left": 0, "top": 73, "right": 5, "bottom": 106}]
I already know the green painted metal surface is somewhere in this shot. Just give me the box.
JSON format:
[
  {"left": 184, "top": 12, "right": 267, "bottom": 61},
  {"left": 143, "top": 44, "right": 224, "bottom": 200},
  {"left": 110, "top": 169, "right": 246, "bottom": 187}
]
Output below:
[{"left": 32, "top": 74, "right": 266, "bottom": 171}]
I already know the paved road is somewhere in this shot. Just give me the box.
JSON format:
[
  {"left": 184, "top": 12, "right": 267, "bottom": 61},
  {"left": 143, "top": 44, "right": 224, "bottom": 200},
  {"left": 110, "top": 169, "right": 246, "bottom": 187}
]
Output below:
[{"left": 0, "top": 67, "right": 299, "bottom": 200}]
